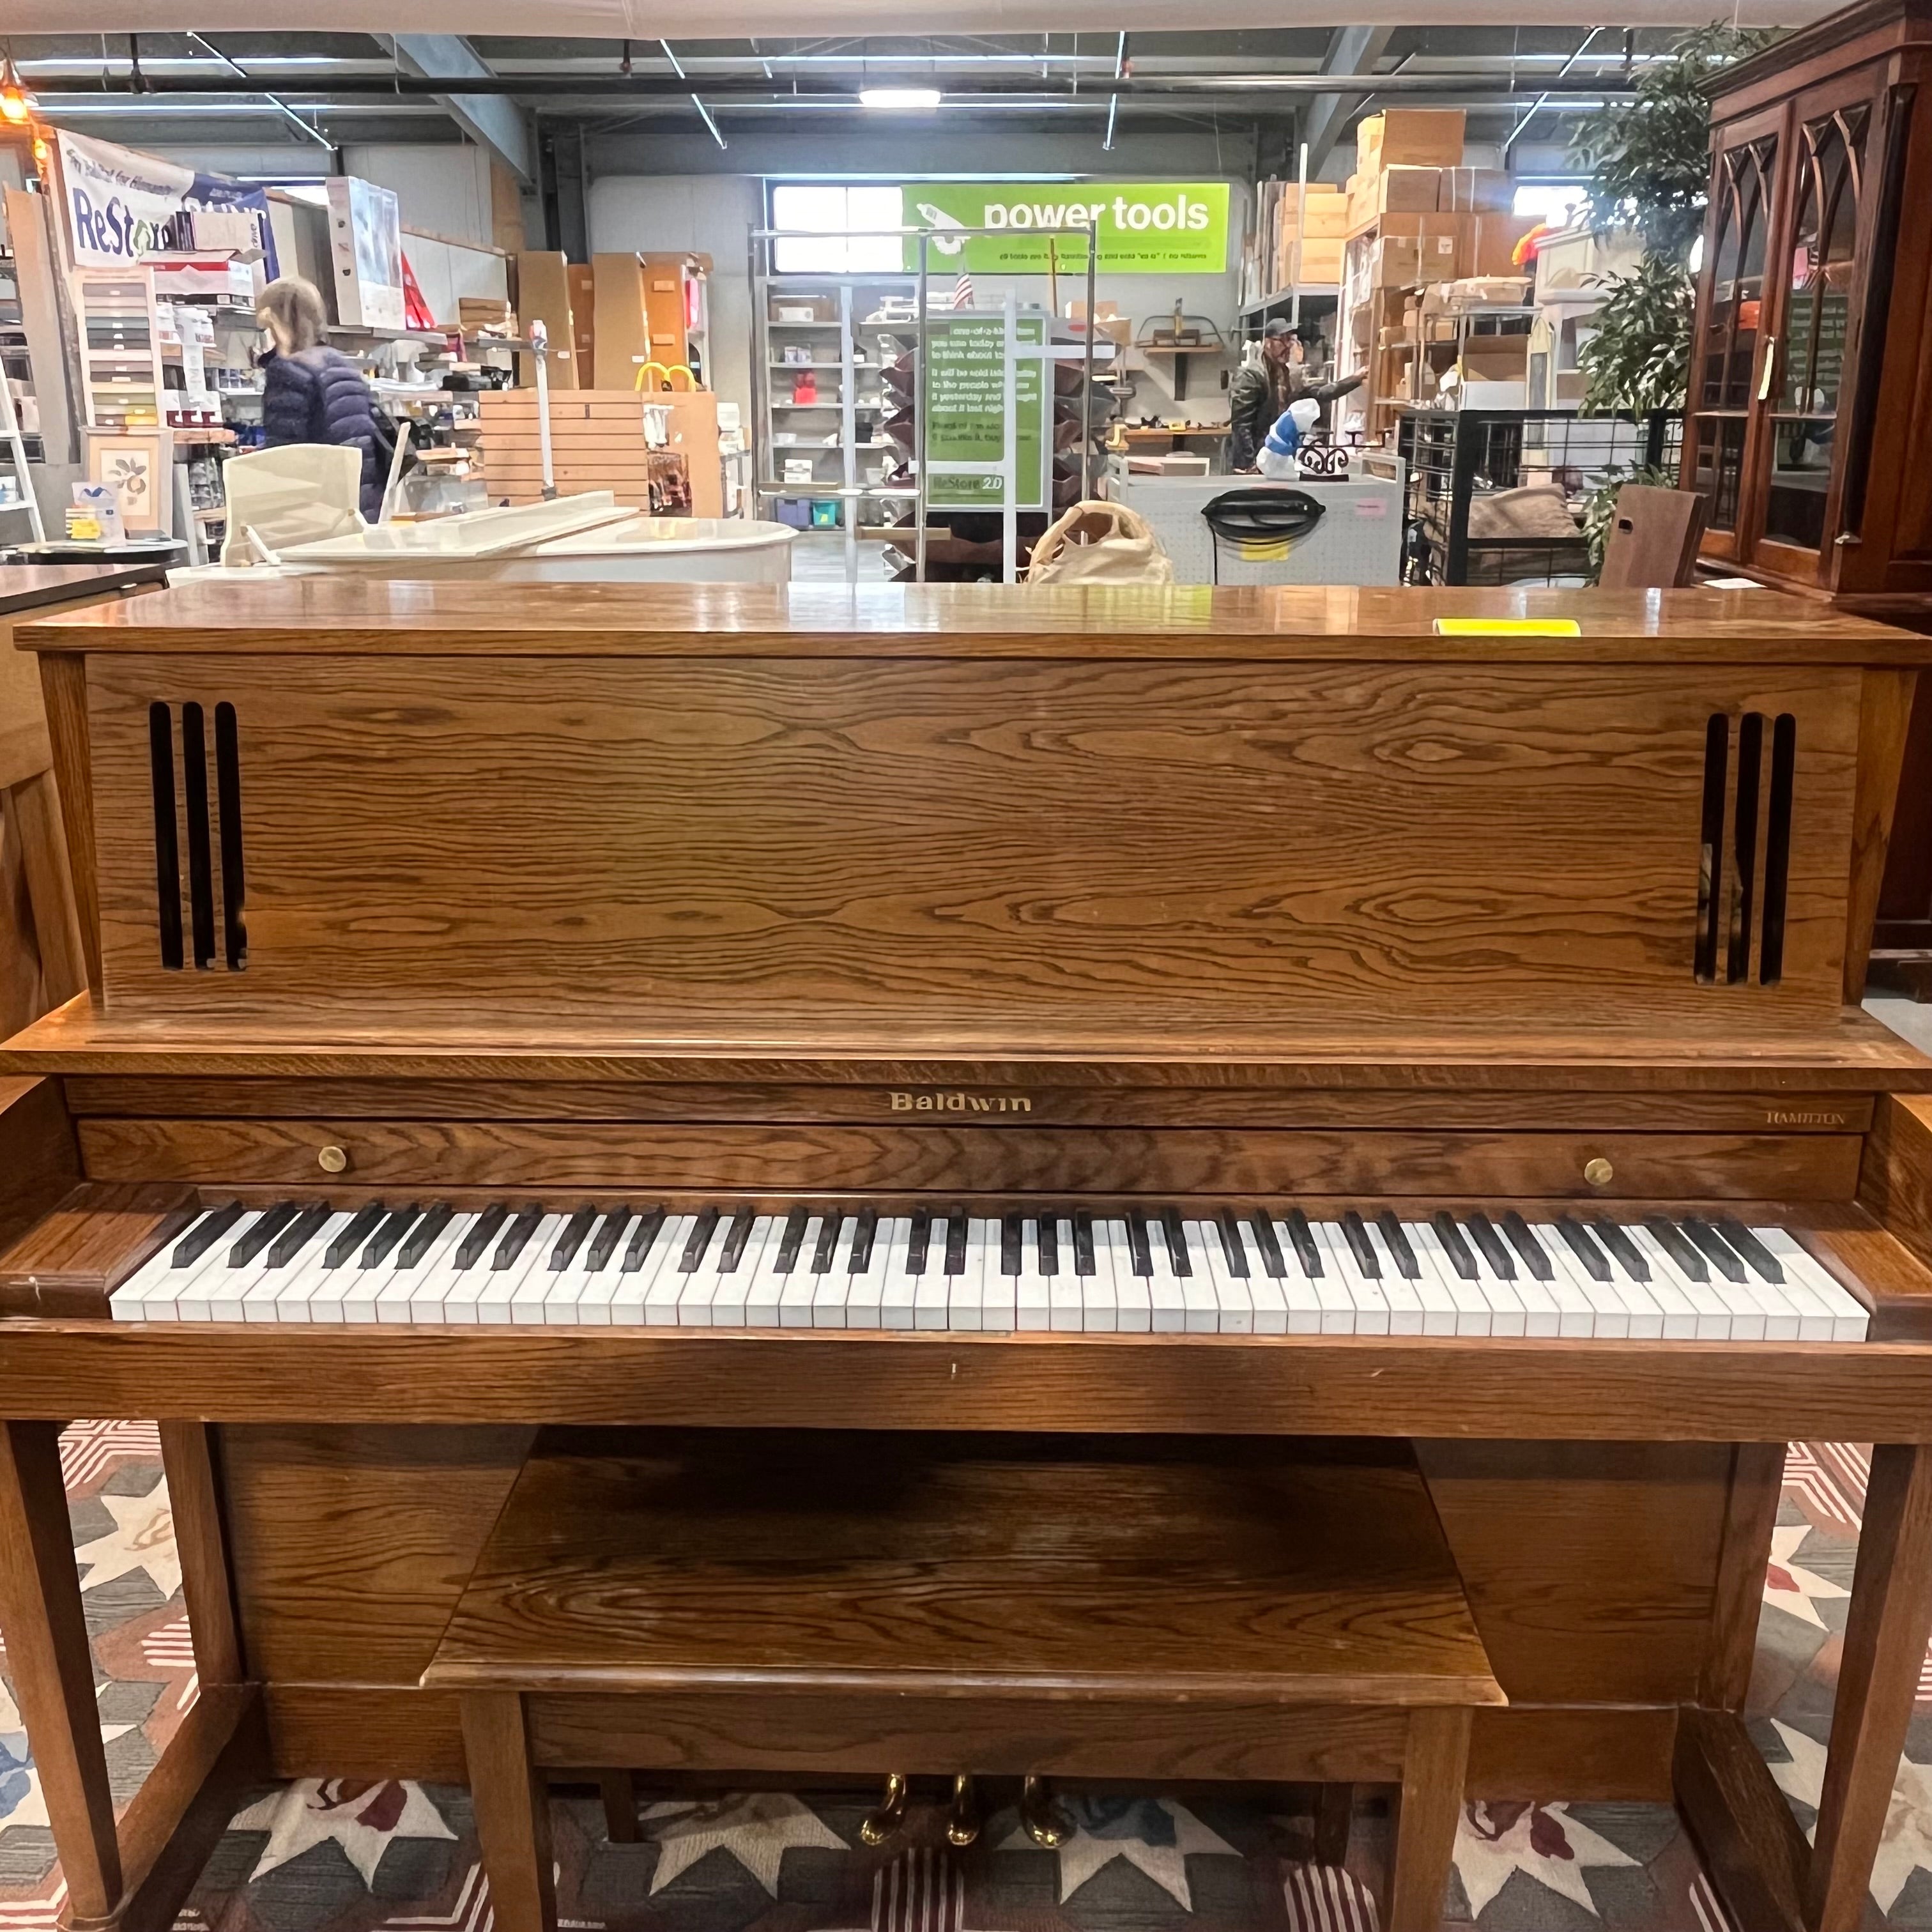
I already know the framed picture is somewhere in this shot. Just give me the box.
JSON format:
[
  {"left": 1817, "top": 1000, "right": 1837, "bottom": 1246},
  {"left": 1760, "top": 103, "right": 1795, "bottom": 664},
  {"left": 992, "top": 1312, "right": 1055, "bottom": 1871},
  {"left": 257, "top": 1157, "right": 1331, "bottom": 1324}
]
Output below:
[{"left": 84, "top": 428, "right": 171, "bottom": 536}]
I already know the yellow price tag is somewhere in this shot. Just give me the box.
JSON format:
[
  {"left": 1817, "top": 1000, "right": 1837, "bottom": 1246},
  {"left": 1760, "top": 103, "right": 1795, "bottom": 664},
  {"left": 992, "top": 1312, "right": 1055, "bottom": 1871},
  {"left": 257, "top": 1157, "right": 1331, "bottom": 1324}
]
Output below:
[{"left": 1432, "top": 618, "right": 1583, "bottom": 636}]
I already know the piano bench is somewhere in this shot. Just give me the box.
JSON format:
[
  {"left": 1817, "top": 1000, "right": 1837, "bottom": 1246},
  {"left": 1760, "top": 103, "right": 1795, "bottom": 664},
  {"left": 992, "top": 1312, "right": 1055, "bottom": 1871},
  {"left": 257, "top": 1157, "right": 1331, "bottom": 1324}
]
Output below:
[{"left": 426, "top": 1429, "right": 1503, "bottom": 1932}]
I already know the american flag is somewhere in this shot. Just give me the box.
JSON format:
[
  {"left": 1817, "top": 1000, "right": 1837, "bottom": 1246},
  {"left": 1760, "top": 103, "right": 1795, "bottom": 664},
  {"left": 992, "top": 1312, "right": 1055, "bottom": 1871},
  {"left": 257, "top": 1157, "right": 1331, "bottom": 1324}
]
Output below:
[{"left": 951, "top": 273, "right": 974, "bottom": 309}]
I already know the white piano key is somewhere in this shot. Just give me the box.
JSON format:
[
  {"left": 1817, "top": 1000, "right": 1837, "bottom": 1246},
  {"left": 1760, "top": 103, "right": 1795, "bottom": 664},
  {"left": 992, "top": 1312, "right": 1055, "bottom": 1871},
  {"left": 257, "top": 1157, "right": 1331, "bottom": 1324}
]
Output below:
[
  {"left": 1140, "top": 1216, "right": 1187, "bottom": 1334},
  {"left": 1228, "top": 1220, "right": 1287, "bottom": 1335},
  {"left": 1284, "top": 1221, "right": 1352, "bottom": 1335},
  {"left": 1015, "top": 1218, "right": 1052, "bottom": 1333},
  {"left": 1625, "top": 1223, "right": 1731, "bottom": 1339},
  {"left": 1367, "top": 1220, "right": 1435, "bottom": 1336},
  {"left": 1438, "top": 1220, "right": 1528, "bottom": 1337},
  {"left": 703, "top": 1215, "right": 774, "bottom": 1328},
  {"left": 771, "top": 1215, "right": 823, "bottom": 1328},
  {"left": 1169, "top": 1217, "right": 1218, "bottom": 1334},
  {"left": 264, "top": 1211, "right": 360, "bottom": 1324},
  {"left": 1721, "top": 1233, "right": 1804, "bottom": 1341},
  {"left": 114, "top": 1211, "right": 231, "bottom": 1321},
  {"left": 1105, "top": 1219, "right": 1151, "bottom": 1333},
  {"left": 1687, "top": 1233, "right": 1767, "bottom": 1340},
  {"left": 982, "top": 1218, "right": 1020, "bottom": 1333},
  {"left": 384, "top": 1216, "right": 468, "bottom": 1326},
  {"left": 608, "top": 1213, "right": 687, "bottom": 1326},
  {"left": 843, "top": 1216, "right": 891, "bottom": 1331},
  {"left": 1261, "top": 1219, "right": 1323, "bottom": 1335},
  {"left": 1517, "top": 1223, "right": 1596, "bottom": 1337},
  {"left": 1075, "top": 1217, "right": 1116, "bottom": 1333},
  {"left": 945, "top": 1219, "right": 988, "bottom": 1333},
  {"left": 910, "top": 1215, "right": 951, "bottom": 1331},
  {"left": 1317, "top": 1222, "right": 1389, "bottom": 1335},
  {"left": 1594, "top": 1224, "right": 1687, "bottom": 1340},
  {"left": 1538, "top": 1223, "right": 1629, "bottom": 1340},
  {"left": 175, "top": 1212, "right": 277, "bottom": 1323},
  {"left": 497, "top": 1215, "right": 571, "bottom": 1326},
  {"left": 879, "top": 1217, "right": 918, "bottom": 1331},
  {"left": 810, "top": 1216, "right": 857, "bottom": 1330}
]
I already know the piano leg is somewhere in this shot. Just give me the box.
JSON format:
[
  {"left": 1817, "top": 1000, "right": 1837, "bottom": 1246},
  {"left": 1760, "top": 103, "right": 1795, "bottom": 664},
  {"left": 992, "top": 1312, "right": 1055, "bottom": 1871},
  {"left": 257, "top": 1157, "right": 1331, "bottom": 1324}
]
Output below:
[
  {"left": 598, "top": 1771, "right": 640, "bottom": 1844},
  {"left": 0, "top": 1420, "right": 124, "bottom": 1928},
  {"left": 1386, "top": 1707, "right": 1470, "bottom": 1932},
  {"left": 1805, "top": 1441, "right": 1932, "bottom": 1932},
  {"left": 1312, "top": 1781, "right": 1354, "bottom": 1866},
  {"left": 461, "top": 1692, "right": 556, "bottom": 1932}
]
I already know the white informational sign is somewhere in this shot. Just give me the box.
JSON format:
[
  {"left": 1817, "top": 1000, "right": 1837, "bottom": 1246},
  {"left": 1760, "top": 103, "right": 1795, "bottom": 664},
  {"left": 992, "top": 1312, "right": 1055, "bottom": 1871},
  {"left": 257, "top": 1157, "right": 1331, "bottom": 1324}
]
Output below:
[
  {"left": 326, "top": 177, "right": 404, "bottom": 332},
  {"left": 56, "top": 129, "right": 278, "bottom": 274}
]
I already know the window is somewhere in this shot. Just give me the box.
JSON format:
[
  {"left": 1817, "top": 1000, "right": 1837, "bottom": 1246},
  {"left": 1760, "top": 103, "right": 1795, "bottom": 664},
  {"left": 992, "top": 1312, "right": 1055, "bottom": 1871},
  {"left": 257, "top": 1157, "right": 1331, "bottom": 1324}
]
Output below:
[
  {"left": 1512, "top": 183, "right": 1590, "bottom": 229},
  {"left": 769, "top": 184, "right": 905, "bottom": 273}
]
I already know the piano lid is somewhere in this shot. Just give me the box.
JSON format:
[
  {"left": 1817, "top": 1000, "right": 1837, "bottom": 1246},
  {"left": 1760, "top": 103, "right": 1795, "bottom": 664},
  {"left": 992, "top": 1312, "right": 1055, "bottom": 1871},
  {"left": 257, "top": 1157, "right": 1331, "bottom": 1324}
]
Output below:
[{"left": 19, "top": 579, "right": 1932, "bottom": 666}]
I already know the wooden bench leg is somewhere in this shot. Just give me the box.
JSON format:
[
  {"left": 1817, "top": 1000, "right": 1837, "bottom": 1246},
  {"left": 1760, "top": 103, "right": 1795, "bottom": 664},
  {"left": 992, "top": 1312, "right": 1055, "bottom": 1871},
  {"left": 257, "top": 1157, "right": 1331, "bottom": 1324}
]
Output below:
[
  {"left": 461, "top": 1692, "right": 555, "bottom": 1932},
  {"left": 1386, "top": 1708, "right": 1470, "bottom": 1932},
  {"left": 0, "top": 1420, "right": 124, "bottom": 1929},
  {"left": 1313, "top": 1782, "right": 1354, "bottom": 1865},
  {"left": 598, "top": 1771, "right": 638, "bottom": 1843},
  {"left": 1805, "top": 1441, "right": 1932, "bottom": 1932}
]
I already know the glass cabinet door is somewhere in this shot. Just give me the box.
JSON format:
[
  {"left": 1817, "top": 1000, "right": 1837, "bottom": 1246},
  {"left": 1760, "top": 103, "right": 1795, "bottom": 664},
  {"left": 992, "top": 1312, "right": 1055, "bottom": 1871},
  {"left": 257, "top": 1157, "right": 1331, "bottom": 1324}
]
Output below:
[
  {"left": 1689, "top": 134, "right": 1779, "bottom": 537},
  {"left": 1759, "top": 104, "right": 1869, "bottom": 555}
]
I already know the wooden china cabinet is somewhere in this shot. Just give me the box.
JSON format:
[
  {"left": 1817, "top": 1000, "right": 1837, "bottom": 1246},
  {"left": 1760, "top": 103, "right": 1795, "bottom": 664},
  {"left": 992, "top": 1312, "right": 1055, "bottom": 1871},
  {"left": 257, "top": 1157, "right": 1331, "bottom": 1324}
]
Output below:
[{"left": 1686, "top": 0, "right": 1932, "bottom": 624}]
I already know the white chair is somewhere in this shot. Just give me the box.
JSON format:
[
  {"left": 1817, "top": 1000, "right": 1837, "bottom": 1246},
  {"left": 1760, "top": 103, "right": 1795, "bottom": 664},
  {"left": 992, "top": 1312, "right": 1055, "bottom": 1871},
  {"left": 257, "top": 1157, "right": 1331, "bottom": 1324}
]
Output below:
[{"left": 218, "top": 445, "right": 367, "bottom": 567}]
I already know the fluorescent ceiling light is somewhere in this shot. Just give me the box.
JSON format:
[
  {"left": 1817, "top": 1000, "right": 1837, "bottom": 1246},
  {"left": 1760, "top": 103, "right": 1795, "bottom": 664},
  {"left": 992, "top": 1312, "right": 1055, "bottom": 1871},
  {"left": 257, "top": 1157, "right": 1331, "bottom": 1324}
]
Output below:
[{"left": 858, "top": 87, "right": 940, "bottom": 109}]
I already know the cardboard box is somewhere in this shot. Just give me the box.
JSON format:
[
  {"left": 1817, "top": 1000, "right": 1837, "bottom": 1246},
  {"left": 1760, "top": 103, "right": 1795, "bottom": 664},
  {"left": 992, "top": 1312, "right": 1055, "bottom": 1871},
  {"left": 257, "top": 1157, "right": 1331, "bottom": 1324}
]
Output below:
[
  {"left": 1368, "top": 236, "right": 1423, "bottom": 288},
  {"left": 1357, "top": 109, "right": 1466, "bottom": 173},
  {"left": 1294, "top": 240, "right": 1345, "bottom": 284},
  {"left": 1300, "top": 191, "right": 1351, "bottom": 238},
  {"left": 1460, "top": 337, "right": 1529, "bottom": 385},
  {"left": 1376, "top": 211, "right": 1469, "bottom": 280},
  {"left": 1469, "top": 215, "right": 1542, "bottom": 278},
  {"left": 1349, "top": 166, "right": 1443, "bottom": 232},
  {"left": 1441, "top": 168, "right": 1514, "bottom": 214}
]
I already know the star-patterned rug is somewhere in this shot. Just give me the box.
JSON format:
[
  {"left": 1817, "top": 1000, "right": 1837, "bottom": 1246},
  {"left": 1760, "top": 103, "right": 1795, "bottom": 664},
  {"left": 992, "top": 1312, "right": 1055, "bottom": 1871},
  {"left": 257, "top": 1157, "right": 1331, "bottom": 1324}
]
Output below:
[{"left": 2, "top": 1429, "right": 1928, "bottom": 1932}]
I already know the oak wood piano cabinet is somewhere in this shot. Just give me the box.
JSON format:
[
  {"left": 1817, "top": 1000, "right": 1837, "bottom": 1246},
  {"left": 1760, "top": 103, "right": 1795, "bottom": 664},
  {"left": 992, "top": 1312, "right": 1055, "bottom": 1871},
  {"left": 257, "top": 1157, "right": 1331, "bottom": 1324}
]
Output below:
[{"left": 6, "top": 579, "right": 1932, "bottom": 1932}]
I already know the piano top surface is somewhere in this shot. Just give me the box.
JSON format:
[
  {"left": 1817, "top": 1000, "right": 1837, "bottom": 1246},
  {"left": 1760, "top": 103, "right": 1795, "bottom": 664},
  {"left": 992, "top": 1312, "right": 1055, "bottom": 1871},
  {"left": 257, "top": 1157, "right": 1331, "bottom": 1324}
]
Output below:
[{"left": 20, "top": 578, "right": 1932, "bottom": 664}]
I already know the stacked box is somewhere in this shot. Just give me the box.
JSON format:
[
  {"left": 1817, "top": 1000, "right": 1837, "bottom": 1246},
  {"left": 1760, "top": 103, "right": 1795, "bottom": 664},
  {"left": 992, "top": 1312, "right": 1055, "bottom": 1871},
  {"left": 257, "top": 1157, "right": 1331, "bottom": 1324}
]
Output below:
[
  {"left": 1469, "top": 214, "right": 1542, "bottom": 277},
  {"left": 1441, "top": 168, "right": 1515, "bottom": 214},
  {"left": 1356, "top": 109, "right": 1466, "bottom": 174}
]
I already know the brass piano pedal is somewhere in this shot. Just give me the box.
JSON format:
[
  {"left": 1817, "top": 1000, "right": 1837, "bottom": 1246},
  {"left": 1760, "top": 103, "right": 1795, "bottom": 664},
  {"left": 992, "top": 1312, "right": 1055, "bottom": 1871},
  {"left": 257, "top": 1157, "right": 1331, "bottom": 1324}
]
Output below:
[
  {"left": 946, "top": 1773, "right": 981, "bottom": 1848},
  {"left": 1019, "top": 1774, "right": 1072, "bottom": 1849},
  {"left": 860, "top": 1772, "right": 911, "bottom": 1848}
]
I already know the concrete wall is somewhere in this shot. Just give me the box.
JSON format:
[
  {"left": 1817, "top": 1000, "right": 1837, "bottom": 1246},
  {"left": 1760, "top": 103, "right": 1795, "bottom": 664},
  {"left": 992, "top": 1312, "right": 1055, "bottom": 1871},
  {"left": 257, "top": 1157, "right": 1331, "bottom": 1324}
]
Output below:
[{"left": 342, "top": 143, "right": 496, "bottom": 248}]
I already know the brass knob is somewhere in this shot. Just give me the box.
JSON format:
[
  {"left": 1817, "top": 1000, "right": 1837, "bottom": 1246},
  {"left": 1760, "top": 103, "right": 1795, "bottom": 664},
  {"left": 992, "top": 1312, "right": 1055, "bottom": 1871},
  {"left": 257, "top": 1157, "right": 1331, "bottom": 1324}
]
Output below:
[
  {"left": 316, "top": 1144, "right": 348, "bottom": 1174},
  {"left": 1583, "top": 1156, "right": 1614, "bottom": 1188}
]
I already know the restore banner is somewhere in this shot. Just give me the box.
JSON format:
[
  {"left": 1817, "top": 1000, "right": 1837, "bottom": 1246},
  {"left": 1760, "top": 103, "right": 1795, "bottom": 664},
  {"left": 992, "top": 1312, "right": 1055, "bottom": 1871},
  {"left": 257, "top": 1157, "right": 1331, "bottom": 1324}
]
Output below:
[
  {"left": 901, "top": 182, "right": 1229, "bottom": 275},
  {"left": 56, "top": 130, "right": 280, "bottom": 276},
  {"left": 923, "top": 312, "right": 1048, "bottom": 510}
]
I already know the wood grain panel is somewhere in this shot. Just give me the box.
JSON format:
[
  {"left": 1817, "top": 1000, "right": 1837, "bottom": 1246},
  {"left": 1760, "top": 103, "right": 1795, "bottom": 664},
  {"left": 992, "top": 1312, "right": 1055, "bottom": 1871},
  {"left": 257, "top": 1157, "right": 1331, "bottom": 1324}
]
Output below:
[
  {"left": 1418, "top": 1441, "right": 1732, "bottom": 1704},
  {"left": 21, "top": 579, "right": 1932, "bottom": 662},
  {"left": 526, "top": 1692, "right": 1413, "bottom": 1781},
  {"left": 36, "top": 653, "right": 100, "bottom": 991},
  {"left": 55, "top": 1075, "right": 1877, "bottom": 1133},
  {"left": 1846, "top": 668, "right": 1920, "bottom": 998},
  {"left": 0, "top": 1179, "right": 197, "bottom": 1316},
  {"left": 1468, "top": 1704, "right": 1676, "bottom": 1800},
  {"left": 1859, "top": 1092, "right": 1932, "bottom": 1270},
  {"left": 218, "top": 1423, "right": 533, "bottom": 1683},
  {"left": 82, "top": 654, "right": 1863, "bottom": 1032},
  {"left": 0, "top": 1077, "right": 78, "bottom": 1259},
  {"left": 4, "top": 1326, "right": 1929, "bottom": 1442},
  {"left": 73, "top": 1116, "right": 1864, "bottom": 1201},
  {"left": 1675, "top": 1706, "right": 1809, "bottom": 1932}
]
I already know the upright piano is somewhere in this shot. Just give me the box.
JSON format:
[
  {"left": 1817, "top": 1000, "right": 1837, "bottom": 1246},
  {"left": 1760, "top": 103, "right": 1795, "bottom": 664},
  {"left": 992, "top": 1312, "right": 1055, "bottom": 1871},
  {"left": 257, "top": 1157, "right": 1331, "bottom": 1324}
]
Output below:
[{"left": 6, "top": 578, "right": 1932, "bottom": 1932}]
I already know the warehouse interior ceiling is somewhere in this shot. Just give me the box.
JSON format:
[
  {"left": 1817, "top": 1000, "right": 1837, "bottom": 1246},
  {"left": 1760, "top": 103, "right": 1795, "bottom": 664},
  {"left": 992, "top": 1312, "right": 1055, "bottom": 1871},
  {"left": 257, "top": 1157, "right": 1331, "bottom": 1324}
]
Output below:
[{"left": 4, "top": 24, "right": 1794, "bottom": 185}]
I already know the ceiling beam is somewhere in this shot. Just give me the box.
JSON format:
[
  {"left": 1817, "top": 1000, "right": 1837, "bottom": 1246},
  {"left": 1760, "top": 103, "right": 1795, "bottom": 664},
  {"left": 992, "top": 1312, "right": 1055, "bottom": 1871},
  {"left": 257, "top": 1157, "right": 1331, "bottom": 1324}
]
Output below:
[
  {"left": 1300, "top": 25, "right": 1395, "bottom": 180},
  {"left": 388, "top": 34, "right": 532, "bottom": 179}
]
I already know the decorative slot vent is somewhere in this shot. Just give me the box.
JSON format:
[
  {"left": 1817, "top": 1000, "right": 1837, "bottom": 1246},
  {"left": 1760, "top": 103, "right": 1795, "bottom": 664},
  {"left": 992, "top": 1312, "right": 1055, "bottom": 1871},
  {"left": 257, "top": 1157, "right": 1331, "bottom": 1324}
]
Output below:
[
  {"left": 147, "top": 702, "right": 247, "bottom": 971},
  {"left": 1694, "top": 709, "right": 1795, "bottom": 986}
]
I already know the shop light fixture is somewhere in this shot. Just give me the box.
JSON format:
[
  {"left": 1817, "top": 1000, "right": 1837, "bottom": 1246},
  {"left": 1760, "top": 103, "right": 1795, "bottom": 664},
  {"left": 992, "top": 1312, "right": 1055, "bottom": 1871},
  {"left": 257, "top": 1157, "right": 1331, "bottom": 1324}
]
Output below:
[
  {"left": 0, "top": 56, "right": 36, "bottom": 125},
  {"left": 858, "top": 88, "right": 941, "bottom": 110}
]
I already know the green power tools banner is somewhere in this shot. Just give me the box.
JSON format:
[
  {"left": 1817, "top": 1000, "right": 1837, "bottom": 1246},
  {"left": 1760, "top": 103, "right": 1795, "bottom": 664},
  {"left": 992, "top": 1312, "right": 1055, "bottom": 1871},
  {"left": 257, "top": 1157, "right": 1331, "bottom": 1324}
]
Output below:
[{"left": 900, "top": 183, "right": 1229, "bottom": 274}]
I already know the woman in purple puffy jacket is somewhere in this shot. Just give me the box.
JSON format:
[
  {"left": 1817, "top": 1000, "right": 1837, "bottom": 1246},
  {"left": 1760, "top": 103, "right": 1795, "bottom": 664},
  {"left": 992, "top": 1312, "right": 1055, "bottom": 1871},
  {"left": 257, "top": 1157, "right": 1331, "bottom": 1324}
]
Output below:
[{"left": 256, "top": 276, "right": 383, "bottom": 521}]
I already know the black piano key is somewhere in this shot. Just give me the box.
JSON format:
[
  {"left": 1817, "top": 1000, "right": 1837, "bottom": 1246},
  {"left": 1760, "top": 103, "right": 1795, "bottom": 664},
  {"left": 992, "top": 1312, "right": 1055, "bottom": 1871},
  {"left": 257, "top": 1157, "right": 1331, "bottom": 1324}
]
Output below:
[
  {"left": 325, "top": 1203, "right": 387, "bottom": 1269},
  {"left": 907, "top": 1208, "right": 932, "bottom": 1275},
  {"left": 1161, "top": 1207, "right": 1192, "bottom": 1276},
  {"left": 846, "top": 1208, "right": 877, "bottom": 1274},
  {"left": 172, "top": 1202, "right": 245, "bottom": 1268},
  {"left": 772, "top": 1205, "right": 809, "bottom": 1275},
  {"left": 551, "top": 1206, "right": 599, "bottom": 1271},
  {"left": 362, "top": 1205, "right": 422, "bottom": 1269},
  {"left": 397, "top": 1204, "right": 454, "bottom": 1268},
  {"left": 680, "top": 1207, "right": 721, "bottom": 1273},
  {"left": 1591, "top": 1219, "right": 1652, "bottom": 1283},
  {"left": 719, "top": 1208, "right": 758, "bottom": 1273},
  {"left": 811, "top": 1211, "right": 843, "bottom": 1273},
  {"left": 944, "top": 1210, "right": 969, "bottom": 1276},
  {"left": 1555, "top": 1216, "right": 1613, "bottom": 1283},
  {"left": 1680, "top": 1216, "right": 1749, "bottom": 1284},
  {"left": 1000, "top": 1212, "right": 1023, "bottom": 1277},
  {"left": 584, "top": 1207, "right": 633, "bottom": 1271},
  {"left": 1645, "top": 1215, "right": 1709, "bottom": 1282},
  {"left": 1715, "top": 1218, "right": 1785, "bottom": 1285},
  {"left": 1216, "top": 1208, "right": 1250, "bottom": 1278},
  {"left": 1431, "top": 1211, "right": 1478, "bottom": 1282},
  {"left": 229, "top": 1202, "right": 300, "bottom": 1268},
  {"left": 266, "top": 1203, "right": 332, "bottom": 1269},
  {"left": 1463, "top": 1213, "right": 1516, "bottom": 1281},
  {"left": 1341, "top": 1211, "right": 1381, "bottom": 1278},
  {"left": 1282, "top": 1209, "right": 1324, "bottom": 1278},
  {"left": 620, "top": 1206, "right": 666, "bottom": 1273},
  {"left": 1126, "top": 1210, "right": 1154, "bottom": 1278},
  {"left": 1376, "top": 1211, "right": 1420, "bottom": 1280},
  {"left": 454, "top": 1204, "right": 509, "bottom": 1269},
  {"left": 1248, "top": 1209, "right": 1286, "bottom": 1278},
  {"left": 490, "top": 1205, "right": 543, "bottom": 1271},
  {"left": 1501, "top": 1211, "right": 1556, "bottom": 1282},
  {"left": 1072, "top": 1209, "right": 1096, "bottom": 1276}
]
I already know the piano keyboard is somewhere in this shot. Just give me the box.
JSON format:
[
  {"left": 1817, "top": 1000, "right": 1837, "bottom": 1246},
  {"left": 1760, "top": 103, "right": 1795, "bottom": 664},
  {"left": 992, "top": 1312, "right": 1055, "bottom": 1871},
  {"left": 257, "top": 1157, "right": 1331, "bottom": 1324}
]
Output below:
[{"left": 109, "top": 1201, "right": 1869, "bottom": 1341}]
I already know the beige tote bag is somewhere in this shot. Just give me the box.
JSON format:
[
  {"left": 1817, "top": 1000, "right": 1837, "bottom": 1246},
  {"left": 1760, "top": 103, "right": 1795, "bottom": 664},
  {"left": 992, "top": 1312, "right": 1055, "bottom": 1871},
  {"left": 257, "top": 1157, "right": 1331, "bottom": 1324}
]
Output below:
[{"left": 1025, "top": 500, "right": 1175, "bottom": 586}]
